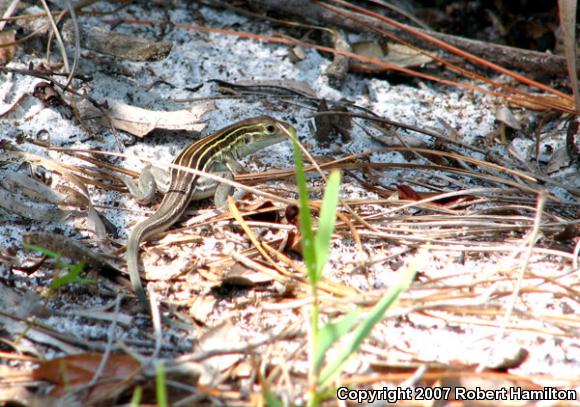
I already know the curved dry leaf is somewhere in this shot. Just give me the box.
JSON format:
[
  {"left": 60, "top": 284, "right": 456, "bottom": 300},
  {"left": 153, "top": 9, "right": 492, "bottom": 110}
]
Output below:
[
  {"left": 0, "top": 149, "right": 114, "bottom": 240},
  {"left": 63, "top": 23, "right": 172, "bottom": 62},
  {"left": 0, "top": 188, "right": 69, "bottom": 222},
  {"left": 350, "top": 41, "right": 432, "bottom": 72},
  {"left": 104, "top": 100, "right": 215, "bottom": 138},
  {"left": 0, "top": 171, "right": 64, "bottom": 204},
  {"left": 32, "top": 353, "right": 141, "bottom": 399},
  {"left": 495, "top": 106, "right": 522, "bottom": 130},
  {"left": 221, "top": 266, "right": 274, "bottom": 287}
]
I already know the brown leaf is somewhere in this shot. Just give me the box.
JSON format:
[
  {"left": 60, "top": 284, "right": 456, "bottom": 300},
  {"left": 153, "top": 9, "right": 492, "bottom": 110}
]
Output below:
[
  {"left": 23, "top": 232, "right": 126, "bottom": 284},
  {"left": 0, "top": 30, "right": 16, "bottom": 65},
  {"left": 221, "top": 263, "right": 273, "bottom": 287},
  {"left": 396, "top": 184, "right": 422, "bottom": 201},
  {"left": 60, "top": 21, "right": 171, "bottom": 61},
  {"left": 233, "top": 79, "right": 317, "bottom": 98},
  {"left": 32, "top": 353, "right": 140, "bottom": 399}
]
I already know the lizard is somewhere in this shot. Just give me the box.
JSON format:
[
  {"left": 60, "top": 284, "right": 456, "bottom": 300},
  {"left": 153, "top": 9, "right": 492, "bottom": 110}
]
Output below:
[{"left": 124, "top": 116, "right": 295, "bottom": 313}]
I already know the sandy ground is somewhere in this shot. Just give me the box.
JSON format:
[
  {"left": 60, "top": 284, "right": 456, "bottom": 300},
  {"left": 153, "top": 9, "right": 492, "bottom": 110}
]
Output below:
[{"left": 0, "top": 1, "right": 579, "bottom": 404}]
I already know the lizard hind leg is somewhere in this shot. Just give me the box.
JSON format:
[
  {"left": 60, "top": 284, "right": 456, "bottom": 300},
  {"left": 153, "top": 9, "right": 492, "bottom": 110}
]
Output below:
[{"left": 123, "top": 164, "right": 170, "bottom": 204}]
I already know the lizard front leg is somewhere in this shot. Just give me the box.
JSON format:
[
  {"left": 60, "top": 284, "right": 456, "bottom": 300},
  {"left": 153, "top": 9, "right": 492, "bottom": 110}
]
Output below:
[{"left": 207, "top": 156, "right": 247, "bottom": 207}]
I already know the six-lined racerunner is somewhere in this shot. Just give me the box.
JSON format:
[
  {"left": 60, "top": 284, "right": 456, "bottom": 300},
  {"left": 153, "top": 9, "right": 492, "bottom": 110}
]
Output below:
[{"left": 125, "top": 116, "right": 295, "bottom": 313}]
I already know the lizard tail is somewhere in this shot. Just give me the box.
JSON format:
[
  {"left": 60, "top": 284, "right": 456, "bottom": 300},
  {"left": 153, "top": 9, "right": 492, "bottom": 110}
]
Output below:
[{"left": 127, "top": 225, "right": 151, "bottom": 313}]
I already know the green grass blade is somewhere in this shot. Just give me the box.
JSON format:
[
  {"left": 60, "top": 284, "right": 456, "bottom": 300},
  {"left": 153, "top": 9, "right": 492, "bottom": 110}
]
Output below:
[
  {"left": 291, "top": 137, "right": 317, "bottom": 282},
  {"left": 314, "top": 171, "right": 341, "bottom": 280},
  {"left": 313, "top": 308, "right": 360, "bottom": 374},
  {"left": 319, "top": 262, "right": 419, "bottom": 386},
  {"left": 24, "top": 243, "right": 62, "bottom": 262},
  {"left": 262, "top": 386, "right": 284, "bottom": 407},
  {"left": 155, "top": 360, "right": 168, "bottom": 407},
  {"left": 49, "top": 260, "right": 94, "bottom": 289},
  {"left": 129, "top": 386, "right": 143, "bottom": 407}
]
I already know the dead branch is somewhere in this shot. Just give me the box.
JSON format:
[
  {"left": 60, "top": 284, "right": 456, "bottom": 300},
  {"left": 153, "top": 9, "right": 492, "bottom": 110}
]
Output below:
[{"left": 246, "top": 0, "right": 571, "bottom": 76}]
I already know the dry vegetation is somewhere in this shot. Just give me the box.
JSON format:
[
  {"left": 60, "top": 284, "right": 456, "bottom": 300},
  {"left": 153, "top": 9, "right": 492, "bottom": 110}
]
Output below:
[{"left": 0, "top": 0, "right": 578, "bottom": 405}]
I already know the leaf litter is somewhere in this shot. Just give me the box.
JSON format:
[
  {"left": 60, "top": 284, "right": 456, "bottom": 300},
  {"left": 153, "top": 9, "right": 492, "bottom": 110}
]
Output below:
[{"left": 0, "top": 1, "right": 578, "bottom": 405}]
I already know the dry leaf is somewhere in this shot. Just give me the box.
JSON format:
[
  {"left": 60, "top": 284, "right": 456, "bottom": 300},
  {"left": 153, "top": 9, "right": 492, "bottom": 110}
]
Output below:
[
  {"left": 314, "top": 100, "right": 334, "bottom": 146},
  {"left": 0, "top": 185, "right": 69, "bottom": 222},
  {"left": 0, "top": 170, "right": 65, "bottom": 204},
  {"left": 495, "top": 106, "right": 522, "bottom": 130},
  {"left": 63, "top": 23, "right": 172, "bottom": 61},
  {"left": 385, "top": 43, "right": 433, "bottom": 68},
  {"left": 198, "top": 320, "right": 245, "bottom": 382},
  {"left": 234, "top": 79, "right": 317, "bottom": 98},
  {"left": 190, "top": 294, "right": 217, "bottom": 322},
  {"left": 104, "top": 100, "right": 215, "bottom": 137},
  {"left": 288, "top": 44, "right": 306, "bottom": 62},
  {"left": 23, "top": 232, "right": 125, "bottom": 283},
  {"left": 221, "top": 263, "right": 273, "bottom": 287},
  {"left": 325, "top": 29, "right": 351, "bottom": 88},
  {"left": 212, "top": 79, "right": 317, "bottom": 98},
  {"left": 32, "top": 353, "right": 140, "bottom": 399},
  {"left": 87, "top": 204, "right": 109, "bottom": 241},
  {"left": 350, "top": 41, "right": 432, "bottom": 73},
  {"left": 547, "top": 147, "right": 572, "bottom": 173},
  {"left": 0, "top": 285, "right": 48, "bottom": 319},
  {"left": 0, "top": 30, "right": 16, "bottom": 65}
]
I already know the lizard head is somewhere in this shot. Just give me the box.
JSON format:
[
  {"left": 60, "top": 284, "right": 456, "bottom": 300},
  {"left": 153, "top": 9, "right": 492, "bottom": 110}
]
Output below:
[{"left": 234, "top": 115, "right": 295, "bottom": 155}]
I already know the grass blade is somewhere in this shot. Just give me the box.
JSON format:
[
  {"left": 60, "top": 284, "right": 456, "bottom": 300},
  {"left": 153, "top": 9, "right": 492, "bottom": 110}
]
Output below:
[
  {"left": 48, "top": 260, "right": 94, "bottom": 290},
  {"left": 24, "top": 243, "right": 62, "bottom": 261},
  {"left": 291, "top": 136, "right": 317, "bottom": 281},
  {"left": 314, "top": 308, "right": 360, "bottom": 374},
  {"left": 319, "top": 260, "right": 419, "bottom": 386},
  {"left": 314, "top": 171, "right": 341, "bottom": 280},
  {"left": 155, "top": 361, "right": 168, "bottom": 407}
]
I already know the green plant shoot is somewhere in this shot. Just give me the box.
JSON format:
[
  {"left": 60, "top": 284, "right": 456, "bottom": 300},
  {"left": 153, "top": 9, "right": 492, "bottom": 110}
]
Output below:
[{"left": 24, "top": 243, "right": 95, "bottom": 289}]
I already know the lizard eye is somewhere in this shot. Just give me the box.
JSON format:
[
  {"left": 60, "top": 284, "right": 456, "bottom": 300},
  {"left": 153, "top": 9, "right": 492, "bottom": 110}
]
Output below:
[{"left": 266, "top": 124, "right": 276, "bottom": 134}]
